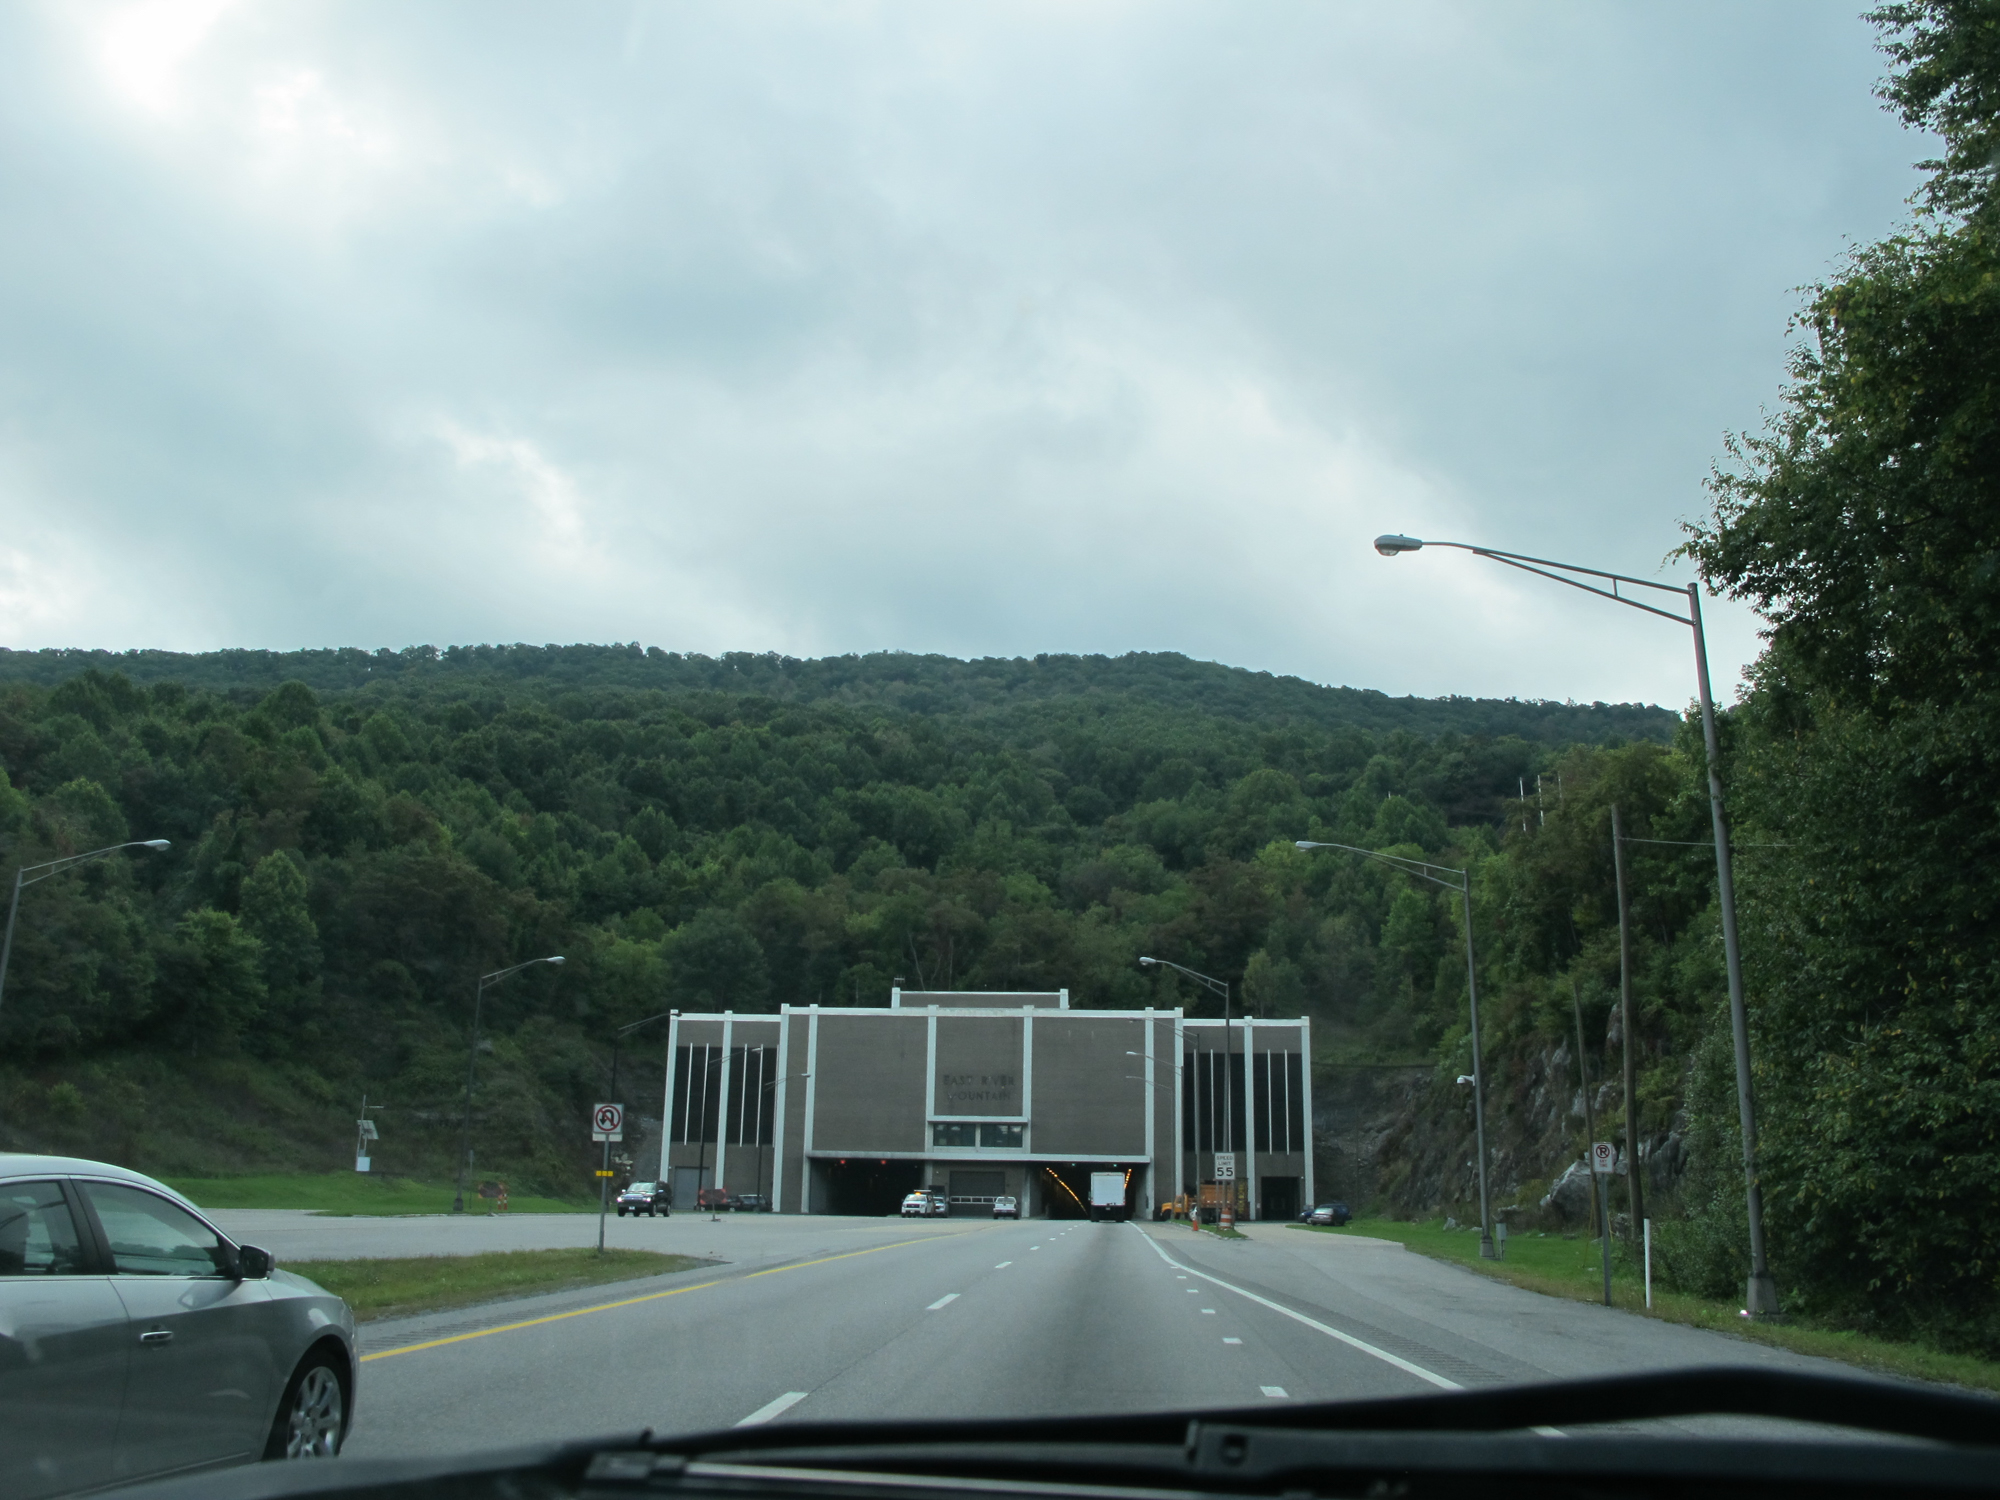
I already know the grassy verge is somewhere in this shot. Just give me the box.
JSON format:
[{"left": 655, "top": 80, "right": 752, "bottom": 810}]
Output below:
[
  {"left": 1286, "top": 1218, "right": 2000, "bottom": 1395},
  {"left": 164, "top": 1172, "right": 592, "bottom": 1216},
  {"left": 287, "top": 1248, "right": 710, "bottom": 1321}
]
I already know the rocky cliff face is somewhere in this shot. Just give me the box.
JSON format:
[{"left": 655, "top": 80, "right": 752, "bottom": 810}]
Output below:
[{"left": 1317, "top": 1038, "right": 1688, "bottom": 1226}]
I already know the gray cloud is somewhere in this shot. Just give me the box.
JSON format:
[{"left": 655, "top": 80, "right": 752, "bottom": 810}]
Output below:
[{"left": 0, "top": 1, "right": 1925, "bottom": 703}]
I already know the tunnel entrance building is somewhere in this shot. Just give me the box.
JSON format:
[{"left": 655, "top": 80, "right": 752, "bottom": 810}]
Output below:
[{"left": 662, "top": 989, "right": 1312, "bottom": 1220}]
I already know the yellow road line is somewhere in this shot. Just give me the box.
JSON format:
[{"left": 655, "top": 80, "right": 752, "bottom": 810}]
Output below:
[{"left": 360, "top": 1234, "right": 937, "bottom": 1362}]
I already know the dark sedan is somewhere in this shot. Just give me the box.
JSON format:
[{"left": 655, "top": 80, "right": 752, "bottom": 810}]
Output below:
[{"left": 0, "top": 1154, "right": 357, "bottom": 1499}]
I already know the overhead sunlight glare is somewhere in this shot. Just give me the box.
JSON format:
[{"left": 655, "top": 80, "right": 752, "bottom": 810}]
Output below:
[{"left": 98, "top": 0, "right": 241, "bottom": 113}]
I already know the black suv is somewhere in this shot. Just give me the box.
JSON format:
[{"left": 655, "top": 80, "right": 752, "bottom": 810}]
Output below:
[{"left": 615, "top": 1181, "right": 671, "bottom": 1217}]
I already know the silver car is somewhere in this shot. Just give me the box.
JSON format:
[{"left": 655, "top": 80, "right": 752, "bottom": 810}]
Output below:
[{"left": 0, "top": 1154, "right": 357, "bottom": 1498}]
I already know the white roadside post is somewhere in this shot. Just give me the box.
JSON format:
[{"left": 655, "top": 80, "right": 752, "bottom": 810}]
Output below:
[{"left": 593, "top": 1102, "right": 625, "bottom": 1253}]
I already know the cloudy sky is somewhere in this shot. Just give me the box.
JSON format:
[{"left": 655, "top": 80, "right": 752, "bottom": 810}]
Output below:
[{"left": 0, "top": 2, "right": 1927, "bottom": 704}]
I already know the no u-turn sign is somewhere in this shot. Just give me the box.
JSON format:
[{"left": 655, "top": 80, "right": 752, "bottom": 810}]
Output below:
[{"left": 593, "top": 1103, "right": 625, "bottom": 1142}]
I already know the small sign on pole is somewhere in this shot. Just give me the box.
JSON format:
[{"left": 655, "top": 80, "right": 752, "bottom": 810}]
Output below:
[
  {"left": 1213, "top": 1152, "right": 1236, "bottom": 1182},
  {"left": 1590, "top": 1141, "right": 1617, "bottom": 1176},
  {"left": 592, "top": 1103, "right": 625, "bottom": 1142}
]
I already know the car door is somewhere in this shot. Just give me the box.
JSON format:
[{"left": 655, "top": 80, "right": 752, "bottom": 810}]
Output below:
[
  {"left": 0, "top": 1178, "right": 129, "bottom": 1500},
  {"left": 76, "top": 1180, "right": 279, "bottom": 1482}
]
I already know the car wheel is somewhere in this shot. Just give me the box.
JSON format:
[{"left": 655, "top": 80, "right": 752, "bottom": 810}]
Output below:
[{"left": 264, "top": 1349, "right": 347, "bottom": 1460}]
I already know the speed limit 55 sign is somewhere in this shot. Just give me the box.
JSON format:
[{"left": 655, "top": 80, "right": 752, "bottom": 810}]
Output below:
[{"left": 592, "top": 1102, "right": 625, "bottom": 1142}]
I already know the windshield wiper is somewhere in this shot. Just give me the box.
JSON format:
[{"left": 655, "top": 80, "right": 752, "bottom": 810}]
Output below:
[
  {"left": 562, "top": 1368, "right": 2000, "bottom": 1498},
  {"left": 647, "top": 1366, "right": 1998, "bottom": 1459}
]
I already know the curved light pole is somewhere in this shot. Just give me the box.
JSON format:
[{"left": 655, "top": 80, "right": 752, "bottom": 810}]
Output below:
[
  {"left": 453, "top": 955, "right": 565, "bottom": 1215},
  {"left": 1296, "top": 838, "right": 1495, "bottom": 1259},
  {"left": 0, "top": 839, "right": 172, "bottom": 1027},
  {"left": 1376, "top": 536, "right": 1784, "bottom": 1312},
  {"left": 1139, "top": 956, "right": 1237, "bottom": 1224},
  {"left": 1374, "top": 532, "right": 1775, "bottom": 1315}
]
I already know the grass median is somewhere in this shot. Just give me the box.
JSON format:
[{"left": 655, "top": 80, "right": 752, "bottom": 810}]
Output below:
[
  {"left": 286, "top": 1248, "right": 711, "bottom": 1321},
  {"left": 166, "top": 1173, "right": 594, "bottom": 1216},
  {"left": 1285, "top": 1218, "right": 2000, "bottom": 1395}
]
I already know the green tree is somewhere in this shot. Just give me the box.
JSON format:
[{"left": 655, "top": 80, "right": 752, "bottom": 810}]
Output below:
[
  {"left": 155, "top": 909, "right": 267, "bottom": 1052},
  {"left": 664, "top": 908, "right": 770, "bottom": 1011},
  {"left": 241, "top": 853, "right": 320, "bottom": 983},
  {"left": 1681, "top": 0, "right": 2000, "bottom": 1350}
]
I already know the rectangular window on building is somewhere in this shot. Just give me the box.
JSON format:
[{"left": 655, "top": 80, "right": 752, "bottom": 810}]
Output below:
[
  {"left": 977, "top": 1123, "right": 1023, "bottom": 1148},
  {"left": 1285, "top": 1050, "right": 1305, "bottom": 1154},
  {"left": 672, "top": 1044, "right": 723, "bottom": 1144},
  {"left": 931, "top": 1121, "right": 977, "bottom": 1148},
  {"left": 725, "top": 1046, "right": 779, "bottom": 1146}
]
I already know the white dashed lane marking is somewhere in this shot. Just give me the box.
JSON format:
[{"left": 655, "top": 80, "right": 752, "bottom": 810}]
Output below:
[
  {"left": 1132, "top": 1226, "right": 1459, "bottom": 1391},
  {"left": 1261, "top": 1386, "right": 1289, "bottom": 1399},
  {"left": 994, "top": 1262, "right": 1012, "bottom": 1269},
  {"left": 737, "top": 1392, "right": 809, "bottom": 1426},
  {"left": 926, "top": 1294, "right": 959, "bottom": 1310},
  {"left": 1223, "top": 1338, "right": 1243, "bottom": 1345}
]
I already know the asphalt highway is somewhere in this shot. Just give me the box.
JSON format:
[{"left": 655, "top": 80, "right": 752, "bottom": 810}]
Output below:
[{"left": 340, "top": 1217, "right": 1861, "bottom": 1458}]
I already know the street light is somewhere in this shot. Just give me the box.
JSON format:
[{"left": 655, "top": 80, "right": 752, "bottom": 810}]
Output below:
[
  {"left": 1139, "top": 956, "right": 1238, "bottom": 1223},
  {"left": 1373, "top": 533, "right": 1777, "bottom": 1316},
  {"left": 1296, "top": 838, "right": 1496, "bottom": 1260},
  {"left": 0, "top": 839, "right": 172, "bottom": 1027},
  {"left": 610, "top": 1010, "right": 677, "bottom": 1101},
  {"left": 453, "top": 955, "right": 565, "bottom": 1215}
]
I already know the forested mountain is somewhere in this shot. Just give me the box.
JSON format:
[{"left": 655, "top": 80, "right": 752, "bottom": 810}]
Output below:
[
  {"left": 0, "top": 651, "right": 1678, "bottom": 1200},
  {"left": 0, "top": 645, "right": 1674, "bottom": 745}
]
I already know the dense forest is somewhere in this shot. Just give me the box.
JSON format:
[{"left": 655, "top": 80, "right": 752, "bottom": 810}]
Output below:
[{"left": 0, "top": 649, "right": 1688, "bottom": 1207}]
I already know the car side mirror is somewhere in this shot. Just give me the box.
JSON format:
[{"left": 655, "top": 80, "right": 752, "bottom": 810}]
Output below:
[{"left": 234, "top": 1244, "right": 274, "bottom": 1280}]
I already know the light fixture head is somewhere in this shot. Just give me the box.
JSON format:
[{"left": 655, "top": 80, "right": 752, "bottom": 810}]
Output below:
[
  {"left": 1456, "top": 1074, "right": 1474, "bottom": 1085},
  {"left": 1374, "top": 533, "right": 1423, "bottom": 556},
  {"left": 141, "top": 839, "right": 171, "bottom": 849},
  {"left": 1138, "top": 956, "right": 1157, "bottom": 966},
  {"left": 545, "top": 956, "right": 566, "bottom": 965}
]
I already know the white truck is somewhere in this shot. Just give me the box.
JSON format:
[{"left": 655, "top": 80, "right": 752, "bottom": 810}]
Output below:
[{"left": 1089, "top": 1171, "right": 1127, "bottom": 1221}]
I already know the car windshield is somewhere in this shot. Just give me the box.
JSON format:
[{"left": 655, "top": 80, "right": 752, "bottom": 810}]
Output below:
[{"left": 1, "top": 4, "right": 1988, "bottom": 1493}]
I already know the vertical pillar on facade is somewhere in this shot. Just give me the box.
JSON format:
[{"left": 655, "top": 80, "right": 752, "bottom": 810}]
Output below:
[
  {"left": 1142, "top": 1009, "right": 1156, "bottom": 1208},
  {"left": 713, "top": 1013, "right": 734, "bottom": 1190},
  {"left": 1022, "top": 1010, "right": 1035, "bottom": 1153},
  {"left": 1299, "top": 1016, "right": 1315, "bottom": 1211},
  {"left": 662, "top": 1011, "right": 681, "bottom": 1191},
  {"left": 800, "top": 1008, "right": 821, "bottom": 1212},
  {"left": 1172, "top": 1012, "right": 1185, "bottom": 1205},
  {"left": 772, "top": 1009, "right": 793, "bottom": 1213},
  {"left": 1242, "top": 1017, "right": 1258, "bottom": 1221}
]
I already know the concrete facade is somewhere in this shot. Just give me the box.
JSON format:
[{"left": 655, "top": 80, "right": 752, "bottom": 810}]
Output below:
[{"left": 660, "top": 989, "right": 1313, "bottom": 1218}]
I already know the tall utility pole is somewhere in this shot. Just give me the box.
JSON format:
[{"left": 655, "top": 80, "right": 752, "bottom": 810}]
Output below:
[
  {"left": 1295, "top": 840, "right": 1494, "bottom": 1259},
  {"left": 1572, "top": 980, "right": 1612, "bottom": 1307},
  {"left": 1373, "top": 534, "right": 1777, "bottom": 1315},
  {"left": 454, "top": 956, "right": 564, "bottom": 1214},
  {"left": 1611, "top": 805, "right": 1645, "bottom": 1233},
  {"left": 1138, "top": 957, "right": 1237, "bottom": 1223}
]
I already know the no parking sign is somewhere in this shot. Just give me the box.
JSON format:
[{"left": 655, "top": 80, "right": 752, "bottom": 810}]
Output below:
[{"left": 593, "top": 1102, "right": 625, "bottom": 1142}]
